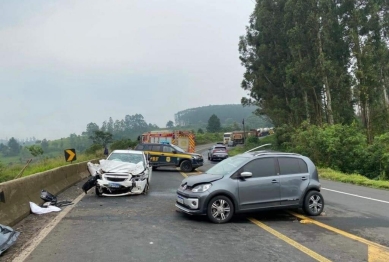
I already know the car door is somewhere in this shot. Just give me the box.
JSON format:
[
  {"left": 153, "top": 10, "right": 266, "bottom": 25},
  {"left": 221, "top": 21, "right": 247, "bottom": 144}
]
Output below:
[
  {"left": 160, "top": 145, "right": 179, "bottom": 166},
  {"left": 277, "top": 157, "right": 310, "bottom": 206},
  {"left": 149, "top": 145, "right": 162, "bottom": 166},
  {"left": 238, "top": 157, "right": 280, "bottom": 210}
]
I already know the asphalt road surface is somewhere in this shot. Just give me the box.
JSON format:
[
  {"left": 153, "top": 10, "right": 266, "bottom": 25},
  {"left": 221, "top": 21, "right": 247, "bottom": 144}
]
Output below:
[{"left": 17, "top": 146, "right": 389, "bottom": 261}]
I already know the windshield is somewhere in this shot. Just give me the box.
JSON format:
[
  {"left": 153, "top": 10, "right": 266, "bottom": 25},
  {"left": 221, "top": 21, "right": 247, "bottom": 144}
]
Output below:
[
  {"left": 107, "top": 153, "right": 144, "bottom": 165},
  {"left": 206, "top": 156, "right": 248, "bottom": 176},
  {"left": 170, "top": 144, "right": 185, "bottom": 153},
  {"left": 223, "top": 134, "right": 231, "bottom": 137}
]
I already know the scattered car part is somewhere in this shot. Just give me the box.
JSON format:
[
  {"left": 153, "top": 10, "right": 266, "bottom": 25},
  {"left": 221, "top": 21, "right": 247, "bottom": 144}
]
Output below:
[{"left": 0, "top": 224, "right": 20, "bottom": 256}]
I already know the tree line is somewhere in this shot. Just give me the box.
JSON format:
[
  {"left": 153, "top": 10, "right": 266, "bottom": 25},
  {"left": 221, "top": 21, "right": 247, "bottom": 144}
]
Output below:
[{"left": 239, "top": 0, "right": 388, "bottom": 142}]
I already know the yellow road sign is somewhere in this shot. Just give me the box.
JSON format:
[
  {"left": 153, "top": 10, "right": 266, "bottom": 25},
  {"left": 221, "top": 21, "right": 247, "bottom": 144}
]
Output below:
[{"left": 64, "top": 149, "right": 76, "bottom": 162}]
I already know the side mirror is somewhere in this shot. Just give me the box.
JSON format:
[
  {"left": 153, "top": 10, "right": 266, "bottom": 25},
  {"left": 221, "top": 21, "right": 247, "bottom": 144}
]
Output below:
[
  {"left": 240, "top": 172, "right": 252, "bottom": 178},
  {"left": 172, "top": 150, "right": 177, "bottom": 154}
]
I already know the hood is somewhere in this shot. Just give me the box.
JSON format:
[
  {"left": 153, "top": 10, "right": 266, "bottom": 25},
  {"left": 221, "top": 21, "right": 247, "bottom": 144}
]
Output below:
[
  {"left": 186, "top": 152, "right": 202, "bottom": 157},
  {"left": 98, "top": 160, "right": 145, "bottom": 175},
  {"left": 181, "top": 174, "right": 223, "bottom": 187}
]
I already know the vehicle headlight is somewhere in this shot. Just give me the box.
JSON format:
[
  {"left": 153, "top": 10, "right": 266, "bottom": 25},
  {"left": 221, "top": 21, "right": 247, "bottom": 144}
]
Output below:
[{"left": 192, "top": 183, "right": 212, "bottom": 193}]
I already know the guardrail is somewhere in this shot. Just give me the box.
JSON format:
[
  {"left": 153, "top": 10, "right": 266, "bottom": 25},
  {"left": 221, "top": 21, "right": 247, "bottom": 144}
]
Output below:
[{"left": 0, "top": 160, "right": 97, "bottom": 226}]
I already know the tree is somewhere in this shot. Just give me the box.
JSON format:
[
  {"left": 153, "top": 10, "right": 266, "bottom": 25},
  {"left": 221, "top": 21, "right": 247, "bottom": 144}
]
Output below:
[
  {"left": 8, "top": 137, "right": 21, "bottom": 156},
  {"left": 27, "top": 145, "right": 44, "bottom": 157},
  {"left": 41, "top": 139, "right": 49, "bottom": 152},
  {"left": 207, "top": 114, "right": 221, "bottom": 133},
  {"left": 197, "top": 128, "right": 204, "bottom": 134},
  {"left": 166, "top": 120, "right": 174, "bottom": 128},
  {"left": 83, "top": 122, "right": 100, "bottom": 137},
  {"left": 0, "top": 143, "right": 8, "bottom": 156},
  {"left": 89, "top": 130, "right": 113, "bottom": 147}
]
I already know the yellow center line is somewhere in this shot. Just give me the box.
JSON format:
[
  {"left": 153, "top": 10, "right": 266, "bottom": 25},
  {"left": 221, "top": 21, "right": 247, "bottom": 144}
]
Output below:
[
  {"left": 289, "top": 212, "right": 389, "bottom": 262},
  {"left": 248, "top": 218, "right": 332, "bottom": 262},
  {"left": 180, "top": 172, "right": 188, "bottom": 178},
  {"left": 289, "top": 212, "right": 389, "bottom": 250}
]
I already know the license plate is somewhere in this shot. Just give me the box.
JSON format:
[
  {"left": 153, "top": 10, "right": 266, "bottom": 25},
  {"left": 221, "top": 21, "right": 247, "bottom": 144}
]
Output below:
[
  {"left": 108, "top": 183, "right": 121, "bottom": 188},
  {"left": 177, "top": 196, "right": 184, "bottom": 204}
]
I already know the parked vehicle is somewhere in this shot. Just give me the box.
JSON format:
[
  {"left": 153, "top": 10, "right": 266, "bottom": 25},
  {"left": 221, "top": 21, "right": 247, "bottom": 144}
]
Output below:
[
  {"left": 85, "top": 150, "right": 152, "bottom": 197},
  {"left": 135, "top": 142, "right": 203, "bottom": 172},
  {"left": 223, "top": 132, "right": 232, "bottom": 145},
  {"left": 175, "top": 150, "right": 324, "bottom": 223},
  {"left": 207, "top": 144, "right": 228, "bottom": 161}
]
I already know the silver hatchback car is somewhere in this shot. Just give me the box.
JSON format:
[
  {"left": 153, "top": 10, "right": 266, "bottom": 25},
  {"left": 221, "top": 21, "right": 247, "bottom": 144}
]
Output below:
[{"left": 175, "top": 150, "right": 324, "bottom": 223}]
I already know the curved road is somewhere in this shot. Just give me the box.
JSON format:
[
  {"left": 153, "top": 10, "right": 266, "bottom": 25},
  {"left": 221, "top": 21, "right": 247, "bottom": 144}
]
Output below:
[{"left": 10, "top": 146, "right": 389, "bottom": 261}]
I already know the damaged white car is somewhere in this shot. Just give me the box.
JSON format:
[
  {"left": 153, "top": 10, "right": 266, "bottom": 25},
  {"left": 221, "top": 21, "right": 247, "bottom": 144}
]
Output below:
[{"left": 85, "top": 150, "right": 152, "bottom": 197}]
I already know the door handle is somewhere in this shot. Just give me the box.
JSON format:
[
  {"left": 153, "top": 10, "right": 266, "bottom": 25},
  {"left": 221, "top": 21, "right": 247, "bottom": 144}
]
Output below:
[
  {"left": 301, "top": 177, "right": 307, "bottom": 181},
  {"left": 271, "top": 179, "right": 279, "bottom": 183},
  {"left": 161, "top": 154, "right": 165, "bottom": 156}
]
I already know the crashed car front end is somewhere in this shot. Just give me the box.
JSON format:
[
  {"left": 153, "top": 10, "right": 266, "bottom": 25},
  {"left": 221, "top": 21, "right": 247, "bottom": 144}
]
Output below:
[
  {"left": 96, "top": 170, "right": 149, "bottom": 196},
  {"left": 87, "top": 160, "right": 150, "bottom": 197}
]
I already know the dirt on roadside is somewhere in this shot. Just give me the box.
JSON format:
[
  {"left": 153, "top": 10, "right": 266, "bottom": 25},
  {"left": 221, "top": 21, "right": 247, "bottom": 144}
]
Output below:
[{"left": 1, "top": 178, "right": 89, "bottom": 262}]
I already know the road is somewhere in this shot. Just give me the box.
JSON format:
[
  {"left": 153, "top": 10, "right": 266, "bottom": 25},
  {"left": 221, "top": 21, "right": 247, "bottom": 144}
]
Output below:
[{"left": 12, "top": 146, "right": 389, "bottom": 262}]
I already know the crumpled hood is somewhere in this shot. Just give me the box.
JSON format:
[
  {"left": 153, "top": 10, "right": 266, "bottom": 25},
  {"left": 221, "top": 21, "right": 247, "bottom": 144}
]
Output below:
[
  {"left": 181, "top": 174, "right": 223, "bottom": 187},
  {"left": 97, "top": 160, "right": 145, "bottom": 174}
]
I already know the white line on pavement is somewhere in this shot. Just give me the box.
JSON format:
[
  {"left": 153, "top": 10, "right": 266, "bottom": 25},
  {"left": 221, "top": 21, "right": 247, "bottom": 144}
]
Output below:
[{"left": 322, "top": 188, "right": 389, "bottom": 204}]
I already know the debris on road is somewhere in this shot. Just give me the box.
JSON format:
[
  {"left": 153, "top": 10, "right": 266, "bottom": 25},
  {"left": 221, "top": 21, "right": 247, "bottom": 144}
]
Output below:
[
  {"left": 29, "top": 202, "right": 61, "bottom": 214},
  {"left": 40, "top": 190, "right": 73, "bottom": 207},
  {"left": 0, "top": 224, "right": 20, "bottom": 256}
]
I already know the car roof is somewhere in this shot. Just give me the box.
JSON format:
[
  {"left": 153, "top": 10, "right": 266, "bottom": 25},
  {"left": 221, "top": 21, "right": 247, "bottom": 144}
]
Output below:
[
  {"left": 111, "top": 150, "right": 144, "bottom": 154},
  {"left": 240, "top": 150, "right": 302, "bottom": 158}
]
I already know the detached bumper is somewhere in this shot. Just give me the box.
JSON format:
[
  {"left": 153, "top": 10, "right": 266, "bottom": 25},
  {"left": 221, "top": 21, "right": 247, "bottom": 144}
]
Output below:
[{"left": 97, "top": 179, "right": 147, "bottom": 196}]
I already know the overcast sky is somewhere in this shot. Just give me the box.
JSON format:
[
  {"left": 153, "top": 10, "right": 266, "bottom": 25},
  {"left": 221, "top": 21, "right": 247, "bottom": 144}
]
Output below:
[{"left": 0, "top": 0, "right": 254, "bottom": 141}]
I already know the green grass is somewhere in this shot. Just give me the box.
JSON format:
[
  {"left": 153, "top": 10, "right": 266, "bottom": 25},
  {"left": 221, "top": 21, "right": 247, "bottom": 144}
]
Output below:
[
  {"left": 0, "top": 151, "right": 103, "bottom": 183},
  {"left": 318, "top": 168, "right": 389, "bottom": 190},
  {"left": 195, "top": 132, "right": 224, "bottom": 145}
]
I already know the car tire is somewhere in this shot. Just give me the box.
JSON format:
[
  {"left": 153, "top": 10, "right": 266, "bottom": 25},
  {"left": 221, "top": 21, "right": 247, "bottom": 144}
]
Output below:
[
  {"left": 95, "top": 185, "right": 103, "bottom": 197},
  {"left": 180, "top": 160, "right": 192, "bottom": 172},
  {"left": 207, "top": 196, "right": 234, "bottom": 224},
  {"left": 303, "top": 191, "right": 324, "bottom": 216},
  {"left": 152, "top": 166, "right": 158, "bottom": 171}
]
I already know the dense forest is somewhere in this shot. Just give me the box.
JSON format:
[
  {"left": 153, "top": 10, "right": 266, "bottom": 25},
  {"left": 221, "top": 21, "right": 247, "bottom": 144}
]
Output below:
[
  {"left": 239, "top": 0, "right": 389, "bottom": 179},
  {"left": 239, "top": 0, "right": 388, "bottom": 141},
  {"left": 174, "top": 104, "right": 272, "bottom": 128}
]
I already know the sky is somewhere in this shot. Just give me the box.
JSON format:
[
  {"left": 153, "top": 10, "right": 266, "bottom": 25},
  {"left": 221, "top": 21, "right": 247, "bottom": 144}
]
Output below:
[{"left": 0, "top": 0, "right": 255, "bottom": 141}]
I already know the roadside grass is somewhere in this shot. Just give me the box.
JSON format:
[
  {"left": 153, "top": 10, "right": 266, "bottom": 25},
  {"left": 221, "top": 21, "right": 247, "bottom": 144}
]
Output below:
[
  {"left": 195, "top": 132, "right": 223, "bottom": 145},
  {"left": 227, "top": 135, "right": 389, "bottom": 191},
  {"left": 318, "top": 168, "right": 389, "bottom": 190},
  {"left": 0, "top": 152, "right": 103, "bottom": 183}
]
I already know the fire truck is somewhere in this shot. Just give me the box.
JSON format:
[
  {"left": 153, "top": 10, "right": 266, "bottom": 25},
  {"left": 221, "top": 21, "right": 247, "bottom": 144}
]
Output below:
[{"left": 140, "top": 130, "right": 196, "bottom": 153}]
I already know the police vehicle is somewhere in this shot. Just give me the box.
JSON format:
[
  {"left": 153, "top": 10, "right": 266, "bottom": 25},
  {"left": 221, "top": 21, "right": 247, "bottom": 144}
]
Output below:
[{"left": 134, "top": 142, "right": 203, "bottom": 172}]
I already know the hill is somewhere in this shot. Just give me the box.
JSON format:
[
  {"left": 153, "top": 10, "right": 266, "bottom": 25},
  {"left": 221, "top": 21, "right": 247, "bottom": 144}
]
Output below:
[{"left": 174, "top": 104, "right": 272, "bottom": 129}]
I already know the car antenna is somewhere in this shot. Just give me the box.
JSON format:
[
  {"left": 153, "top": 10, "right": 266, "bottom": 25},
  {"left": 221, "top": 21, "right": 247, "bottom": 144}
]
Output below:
[{"left": 244, "top": 143, "right": 272, "bottom": 153}]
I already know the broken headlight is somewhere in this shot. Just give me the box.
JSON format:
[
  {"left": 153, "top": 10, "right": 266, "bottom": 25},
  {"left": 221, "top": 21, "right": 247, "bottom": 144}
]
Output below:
[{"left": 192, "top": 183, "right": 211, "bottom": 193}]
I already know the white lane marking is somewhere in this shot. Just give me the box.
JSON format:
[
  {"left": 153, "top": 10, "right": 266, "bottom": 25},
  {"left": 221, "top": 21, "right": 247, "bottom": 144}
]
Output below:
[
  {"left": 322, "top": 187, "right": 389, "bottom": 204},
  {"left": 12, "top": 192, "right": 86, "bottom": 262}
]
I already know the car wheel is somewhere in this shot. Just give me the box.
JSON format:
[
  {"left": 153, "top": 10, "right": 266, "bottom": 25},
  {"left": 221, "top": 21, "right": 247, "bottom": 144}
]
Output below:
[
  {"left": 207, "top": 196, "right": 234, "bottom": 224},
  {"left": 152, "top": 166, "right": 158, "bottom": 171},
  {"left": 180, "top": 160, "right": 192, "bottom": 172},
  {"left": 303, "top": 191, "right": 324, "bottom": 216},
  {"left": 95, "top": 185, "right": 103, "bottom": 197}
]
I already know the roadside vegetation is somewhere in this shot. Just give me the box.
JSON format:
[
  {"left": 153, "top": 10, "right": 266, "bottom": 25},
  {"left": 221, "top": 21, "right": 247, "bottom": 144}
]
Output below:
[{"left": 228, "top": 132, "right": 389, "bottom": 190}]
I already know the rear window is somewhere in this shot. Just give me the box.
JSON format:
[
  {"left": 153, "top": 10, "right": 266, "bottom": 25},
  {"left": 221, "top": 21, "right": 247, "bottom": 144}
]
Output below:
[
  {"left": 214, "top": 147, "right": 226, "bottom": 151},
  {"left": 278, "top": 157, "right": 307, "bottom": 175}
]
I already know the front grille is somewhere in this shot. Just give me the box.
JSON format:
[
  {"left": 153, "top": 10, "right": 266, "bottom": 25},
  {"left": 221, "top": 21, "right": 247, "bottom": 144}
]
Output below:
[
  {"left": 106, "top": 177, "right": 126, "bottom": 182},
  {"left": 104, "top": 173, "right": 129, "bottom": 182}
]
